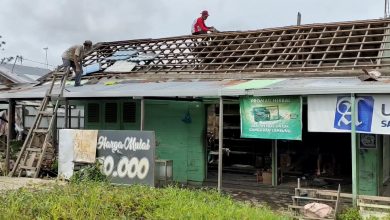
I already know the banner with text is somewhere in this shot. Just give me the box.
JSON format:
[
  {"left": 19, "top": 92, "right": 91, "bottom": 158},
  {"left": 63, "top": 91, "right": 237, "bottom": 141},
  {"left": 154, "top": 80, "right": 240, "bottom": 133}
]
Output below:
[
  {"left": 240, "top": 96, "right": 302, "bottom": 140},
  {"left": 308, "top": 95, "right": 390, "bottom": 134},
  {"left": 59, "top": 129, "right": 155, "bottom": 186}
]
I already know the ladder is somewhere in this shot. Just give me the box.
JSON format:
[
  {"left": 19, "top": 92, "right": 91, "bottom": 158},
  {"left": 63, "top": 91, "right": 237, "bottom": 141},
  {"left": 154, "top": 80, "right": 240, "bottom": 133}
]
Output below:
[{"left": 9, "top": 67, "right": 70, "bottom": 178}]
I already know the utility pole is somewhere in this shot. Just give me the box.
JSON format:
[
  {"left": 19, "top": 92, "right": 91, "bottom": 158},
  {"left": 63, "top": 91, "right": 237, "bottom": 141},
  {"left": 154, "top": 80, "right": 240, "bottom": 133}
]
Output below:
[
  {"left": 297, "top": 12, "right": 302, "bottom": 25},
  {"left": 43, "top": 47, "right": 48, "bottom": 69},
  {"left": 385, "top": 0, "right": 389, "bottom": 18}
]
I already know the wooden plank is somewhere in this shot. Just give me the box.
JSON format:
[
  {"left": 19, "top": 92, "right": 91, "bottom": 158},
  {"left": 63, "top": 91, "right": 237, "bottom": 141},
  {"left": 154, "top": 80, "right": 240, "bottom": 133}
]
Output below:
[
  {"left": 358, "top": 203, "right": 390, "bottom": 210},
  {"left": 292, "top": 196, "right": 337, "bottom": 202}
]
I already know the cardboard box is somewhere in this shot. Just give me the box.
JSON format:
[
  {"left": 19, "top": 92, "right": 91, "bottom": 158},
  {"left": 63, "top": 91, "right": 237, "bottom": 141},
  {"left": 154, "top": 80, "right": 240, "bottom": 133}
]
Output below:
[{"left": 262, "top": 171, "right": 272, "bottom": 185}]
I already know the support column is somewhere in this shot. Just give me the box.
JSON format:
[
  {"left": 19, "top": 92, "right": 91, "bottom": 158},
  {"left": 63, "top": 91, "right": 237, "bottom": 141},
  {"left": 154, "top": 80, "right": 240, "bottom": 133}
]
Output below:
[
  {"left": 351, "top": 93, "right": 358, "bottom": 206},
  {"left": 68, "top": 104, "right": 72, "bottom": 128},
  {"left": 64, "top": 99, "right": 69, "bottom": 128},
  {"left": 272, "top": 140, "right": 278, "bottom": 186},
  {"left": 5, "top": 99, "right": 15, "bottom": 176},
  {"left": 218, "top": 97, "right": 224, "bottom": 193},
  {"left": 140, "top": 98, "right": 145, "bottom": 131}
]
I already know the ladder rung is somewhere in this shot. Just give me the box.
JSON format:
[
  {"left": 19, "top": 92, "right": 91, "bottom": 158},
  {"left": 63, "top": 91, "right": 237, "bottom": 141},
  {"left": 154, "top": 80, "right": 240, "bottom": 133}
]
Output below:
[
  {"left": 34, "top": 129, "right": 48, "bottom": 133},
  {"left": 39, "top": 111, "right": 53, "bottom": 116},
  {"left": 19, "top": 165, "right": 37, "bottom": 171},
  {"left": 26, "top": 148, "right": 42, "bottom": 152},
  {"left": 53, "top": 72, "right": 65, "bottom": 76}
]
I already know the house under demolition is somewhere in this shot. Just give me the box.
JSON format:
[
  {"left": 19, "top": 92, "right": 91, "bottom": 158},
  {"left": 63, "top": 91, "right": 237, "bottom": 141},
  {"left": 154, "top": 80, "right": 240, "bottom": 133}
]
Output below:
[{"left": 2, "top": 18, "right": 390, "bottom": 198}]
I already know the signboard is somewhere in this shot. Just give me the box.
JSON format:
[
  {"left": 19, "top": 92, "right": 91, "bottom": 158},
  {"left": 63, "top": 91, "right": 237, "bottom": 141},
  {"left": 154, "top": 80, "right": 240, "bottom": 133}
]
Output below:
[
  {"left": 58, "top": 129, "right": 156, "bottom": 186},
  {"left": 360, "top": 134, "right": 377, "bottom": 149},
  {"left": 97, "top": 130, "right": 155, "bottom": 185},
  {"left": 308, "top": 95, "right": 390, "bottom": 134},
  {"left": 240, "top": 96, "right": 302, "bottom": 140}
]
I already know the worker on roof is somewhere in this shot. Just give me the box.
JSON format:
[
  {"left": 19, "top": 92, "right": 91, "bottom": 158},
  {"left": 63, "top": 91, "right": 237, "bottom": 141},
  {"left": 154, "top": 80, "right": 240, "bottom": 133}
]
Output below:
[
  {"left": 59, "top": 40, "right": 93, "bottom": 87},
  {"left": 191, "top": 10, "right": 217, "bottom": 35}
]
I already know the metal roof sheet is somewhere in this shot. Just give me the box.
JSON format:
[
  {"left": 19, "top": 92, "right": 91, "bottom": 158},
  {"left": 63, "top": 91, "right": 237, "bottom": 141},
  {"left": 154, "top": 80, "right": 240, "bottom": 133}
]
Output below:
[
  {"left": 0, "top": 80, "right": 230, "bottom": 99},
  {"left": 222, "top": 77, "right": 390, "bottom": 96},
  {"left": 2, "top": 77, "right": 390, "bottom": 100}
]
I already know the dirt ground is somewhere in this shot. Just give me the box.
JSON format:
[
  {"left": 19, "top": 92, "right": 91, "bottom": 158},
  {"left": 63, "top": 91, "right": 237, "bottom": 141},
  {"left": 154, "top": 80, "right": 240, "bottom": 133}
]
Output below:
[{"left": 0, "top": 176, "right": 60, "bottom": 191}]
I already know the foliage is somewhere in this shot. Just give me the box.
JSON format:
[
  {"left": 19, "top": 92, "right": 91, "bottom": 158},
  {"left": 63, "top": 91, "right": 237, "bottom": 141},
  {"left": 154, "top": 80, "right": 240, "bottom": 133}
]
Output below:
[
  {"left": 338, "top": 207, "right": 362, "bottom": 220},
  {"left": 10, "top": 140, "right": 23, "bottom": 158},
  {"left": 0, "top": 35, "right": 14, "bottom": 64},
  {"left": 69, "top": 161, "right": 108, "bottom": 183},
  {"left": 0, "top": 182, "right": 287, "bottom": 220}
]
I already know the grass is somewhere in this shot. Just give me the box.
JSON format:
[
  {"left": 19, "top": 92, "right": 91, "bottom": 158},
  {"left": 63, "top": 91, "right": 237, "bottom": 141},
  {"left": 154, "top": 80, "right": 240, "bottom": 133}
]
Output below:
[{"left": 0, "top": 182, "right": 288, "bottom": 220}]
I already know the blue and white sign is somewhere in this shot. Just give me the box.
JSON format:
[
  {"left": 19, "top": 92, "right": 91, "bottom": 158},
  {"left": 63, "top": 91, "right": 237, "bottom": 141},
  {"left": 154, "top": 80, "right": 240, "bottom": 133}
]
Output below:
[{"left": 308, "top": 95, "right": 390, "bottom": 134}]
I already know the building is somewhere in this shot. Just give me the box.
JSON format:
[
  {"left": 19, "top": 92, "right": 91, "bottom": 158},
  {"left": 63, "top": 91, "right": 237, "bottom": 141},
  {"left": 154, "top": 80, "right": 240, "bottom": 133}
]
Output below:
[{"left": 1, "top": 18, "right": 390, "bottom": 199}]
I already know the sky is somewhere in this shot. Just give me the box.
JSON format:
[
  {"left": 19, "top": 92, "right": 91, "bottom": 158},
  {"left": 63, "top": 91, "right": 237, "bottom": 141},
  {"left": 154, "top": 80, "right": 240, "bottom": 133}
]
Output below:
[{"left": 0, "top": 0, "right": 385, "bottom": 69}]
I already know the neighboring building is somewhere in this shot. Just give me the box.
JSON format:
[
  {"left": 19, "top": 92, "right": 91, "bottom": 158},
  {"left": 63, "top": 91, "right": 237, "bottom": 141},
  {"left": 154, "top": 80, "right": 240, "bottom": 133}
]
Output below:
[
  {"left": 1, "top": 18, "right": 390, "bottom": 196},
  {"left": 0, "top": 64, "right": 51, "bottom": 85}
]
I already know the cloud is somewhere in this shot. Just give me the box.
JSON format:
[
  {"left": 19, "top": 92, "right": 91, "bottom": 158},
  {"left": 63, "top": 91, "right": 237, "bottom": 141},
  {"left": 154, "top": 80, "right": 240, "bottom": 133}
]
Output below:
[{"left": 0, "top": 0, "right": 384, "bottom": 68}]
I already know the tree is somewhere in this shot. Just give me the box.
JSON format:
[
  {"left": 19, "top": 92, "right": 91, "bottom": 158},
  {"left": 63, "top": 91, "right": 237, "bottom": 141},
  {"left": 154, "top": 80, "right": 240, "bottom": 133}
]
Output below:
[{"left": 0, "top": 35, "right": 14, "bottom": 64}]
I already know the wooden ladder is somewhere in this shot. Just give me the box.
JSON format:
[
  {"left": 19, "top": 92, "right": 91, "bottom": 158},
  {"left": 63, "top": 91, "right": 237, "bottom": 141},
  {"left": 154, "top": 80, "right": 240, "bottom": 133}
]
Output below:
[{"left": 9, "top": 67, "right": 70, "bottom": 178}]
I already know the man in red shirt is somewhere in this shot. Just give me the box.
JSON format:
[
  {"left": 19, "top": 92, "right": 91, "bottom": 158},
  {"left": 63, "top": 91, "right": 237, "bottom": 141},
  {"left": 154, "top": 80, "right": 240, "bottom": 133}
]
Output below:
[{"left": 192, "top": 10, "right": 217, "bottom": 35}]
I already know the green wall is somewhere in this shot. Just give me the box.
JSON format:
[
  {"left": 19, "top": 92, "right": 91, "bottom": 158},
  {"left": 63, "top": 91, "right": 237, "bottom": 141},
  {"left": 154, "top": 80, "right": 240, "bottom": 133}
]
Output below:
[
  {"left": 144, "top": 100, "right": 206, "bottom": 183},
  {"left": 358, "top": 134, "right": 383, "bottom": 196},
  {"left": 83, "top": 99, "right": 206, "bottom": 184}
]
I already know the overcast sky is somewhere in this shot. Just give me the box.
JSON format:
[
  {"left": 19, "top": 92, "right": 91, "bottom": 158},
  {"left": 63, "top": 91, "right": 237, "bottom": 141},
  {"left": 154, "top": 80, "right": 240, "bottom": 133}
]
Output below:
[{"left": 0, "top": 0, "right": 385, "bottom": 69}]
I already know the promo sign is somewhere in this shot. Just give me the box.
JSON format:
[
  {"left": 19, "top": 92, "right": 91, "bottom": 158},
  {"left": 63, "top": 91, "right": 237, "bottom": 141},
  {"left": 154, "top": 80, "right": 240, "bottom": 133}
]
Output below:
[
  {"left": 58, "top": 129, "right": 155, "bottom": 186},
  {"left": 97, "top": 130, "right": 155, "bottom": 186},
  {"left": 308, "top": 95, "right": 390, "bottom": 134},
  {"left": 240, "top": 96, "right": 302, "bottom": 140}
]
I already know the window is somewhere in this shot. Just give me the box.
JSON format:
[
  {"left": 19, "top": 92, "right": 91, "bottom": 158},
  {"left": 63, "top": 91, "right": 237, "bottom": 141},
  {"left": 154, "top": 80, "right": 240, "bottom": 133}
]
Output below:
[
  {"left": 123, "top": 102, "right": 136, "bottom": 123},
  {"left": 87, "top": 103, "right": 100, "bottom": 123},
  {"left": 105, "top": 103, "right": 118, "bottom": 123}
]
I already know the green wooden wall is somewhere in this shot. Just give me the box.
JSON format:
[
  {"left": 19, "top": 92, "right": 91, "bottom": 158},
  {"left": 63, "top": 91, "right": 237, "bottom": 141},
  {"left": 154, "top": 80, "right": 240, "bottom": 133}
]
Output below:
[
  {"left": 358, "top": 134, "right": 383, "bottom": 196},
  {"left": 83, "top": 99, "right": 206, "bottom": 184}
]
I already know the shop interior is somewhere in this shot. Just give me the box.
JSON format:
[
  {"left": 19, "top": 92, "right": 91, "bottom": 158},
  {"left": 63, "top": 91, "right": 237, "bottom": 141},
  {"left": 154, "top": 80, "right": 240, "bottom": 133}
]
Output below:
[{"left": 205, "top": 102, "right": 352, "bottom": 190}]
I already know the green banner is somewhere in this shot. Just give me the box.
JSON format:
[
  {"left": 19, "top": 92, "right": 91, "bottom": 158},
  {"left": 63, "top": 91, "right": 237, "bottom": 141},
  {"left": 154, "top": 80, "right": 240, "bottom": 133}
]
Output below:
[{"left": 240, "top": 96, "right": 302, "bottom": 140}]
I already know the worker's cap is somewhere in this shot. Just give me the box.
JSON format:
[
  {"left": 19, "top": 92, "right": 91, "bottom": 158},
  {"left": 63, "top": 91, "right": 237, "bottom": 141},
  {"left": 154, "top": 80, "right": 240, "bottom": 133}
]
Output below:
[
  {"left": 83, "top": 40, "right": 93, "bottom": 46},
  {"left": 201, "top": 10, "right": 209, "bottom": 16}
]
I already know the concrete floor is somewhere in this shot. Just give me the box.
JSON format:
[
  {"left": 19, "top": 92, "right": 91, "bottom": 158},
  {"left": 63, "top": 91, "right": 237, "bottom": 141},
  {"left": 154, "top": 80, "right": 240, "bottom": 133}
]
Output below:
[{"left": 202, "top": 171, "right": 353, "bottom": 211}]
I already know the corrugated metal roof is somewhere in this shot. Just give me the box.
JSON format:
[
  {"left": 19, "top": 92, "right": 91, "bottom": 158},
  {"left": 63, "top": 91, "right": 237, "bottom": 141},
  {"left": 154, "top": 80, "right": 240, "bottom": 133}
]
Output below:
[
  {"left": 0, "top": 80, "right": 232, "bottom": 99},
  {"left": 222, "top": 77, "right": 390, "bottom": 96},
  {"left": 0, "top": 64, "right": 51, "bottom": 83},
  {"left": 2, "top": 77, "right": 390, "bottom": 99}
]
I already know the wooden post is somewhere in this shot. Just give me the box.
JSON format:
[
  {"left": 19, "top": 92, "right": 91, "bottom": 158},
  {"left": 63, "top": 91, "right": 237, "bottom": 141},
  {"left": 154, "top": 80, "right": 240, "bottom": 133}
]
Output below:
[
  {"left": 140, "top": 98, "right": 145, "bottom": 130},
  {"left": 272, "top": 140, "right": 278, "bottom": 186},
  {"left": 218, "top": 97, "right": 224, "bottom": 193},
  {"left": 5, "top": 99, "right": 15, "bottom": 176},
  {"left": 351, "top": 93, "right": 358, "bottom": 206},
  {"left": 68, "top": 104, "right": 72, "bottom": 128},
  {"left": 64, "top": 99, "right": 69, "bottom": 128}
]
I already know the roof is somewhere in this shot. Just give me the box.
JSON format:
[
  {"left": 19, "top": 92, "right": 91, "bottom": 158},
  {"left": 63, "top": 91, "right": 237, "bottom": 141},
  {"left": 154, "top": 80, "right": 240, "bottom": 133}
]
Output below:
[
  {"left": 0, "top": 64, "right": 51, "bottom": 84},
  {"left": 79, "top": 18, "right": 390, "bottom": 80},
  {"left": 2, "top": 77, "right": 390, "bottom": 100}
]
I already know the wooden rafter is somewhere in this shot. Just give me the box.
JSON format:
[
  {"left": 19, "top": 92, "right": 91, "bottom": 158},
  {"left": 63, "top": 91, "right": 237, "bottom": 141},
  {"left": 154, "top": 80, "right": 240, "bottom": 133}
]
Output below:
[{"left": 82, "top": 19, "right": 390, "bottom": 75}]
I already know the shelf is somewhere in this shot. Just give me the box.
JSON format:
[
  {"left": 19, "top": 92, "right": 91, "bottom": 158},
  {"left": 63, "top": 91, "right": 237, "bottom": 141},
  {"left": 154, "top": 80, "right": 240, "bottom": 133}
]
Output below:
[
  {"left": 216, "top": 113, "right": 240, "bottom": 116},
  {"left": 223, "top": 126, "right": 240, "bottom": 130}
]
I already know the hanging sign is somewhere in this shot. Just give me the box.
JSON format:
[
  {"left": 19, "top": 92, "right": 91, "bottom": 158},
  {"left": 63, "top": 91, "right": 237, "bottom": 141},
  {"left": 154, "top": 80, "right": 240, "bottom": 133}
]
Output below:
[
  {"left": 240, "top": 96, "right": 302, "bottom": 140},
  {"left": 308, "top": 95, "right": 390, "bottom": 134}
]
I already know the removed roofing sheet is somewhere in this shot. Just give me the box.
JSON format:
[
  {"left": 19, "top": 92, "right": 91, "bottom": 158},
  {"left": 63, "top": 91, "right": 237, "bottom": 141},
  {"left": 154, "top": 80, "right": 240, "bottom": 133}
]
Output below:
[
  {"left": 129, "top": 52, "right": 157, "bottom": 62},
  {"left": 105, "top": 49, "right": 138, "bottom": 60},
  {"left": 104, "top": 61, "right": 136, "bottom": 72},
  {"left": 82, "top": 63, "right": 101, "bottom": 75}
]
